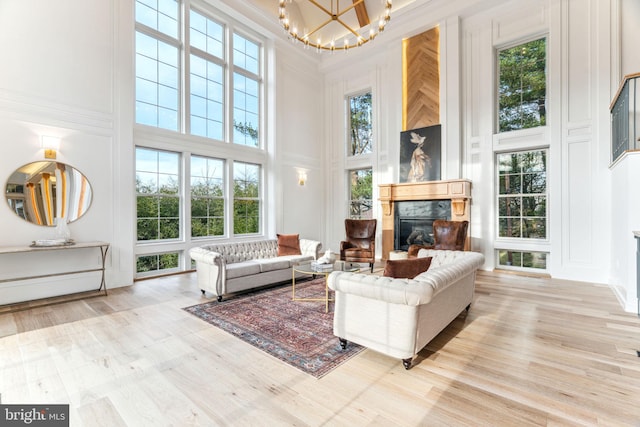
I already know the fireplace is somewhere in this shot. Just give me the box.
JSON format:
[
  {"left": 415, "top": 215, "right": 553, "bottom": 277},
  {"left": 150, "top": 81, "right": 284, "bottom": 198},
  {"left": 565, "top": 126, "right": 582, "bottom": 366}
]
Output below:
[
  {"left": 379, "top": 180, "right": 472, "bottom": 259},
  {"left": 394, "top": 200, "right": 451, "bottom": 251}
]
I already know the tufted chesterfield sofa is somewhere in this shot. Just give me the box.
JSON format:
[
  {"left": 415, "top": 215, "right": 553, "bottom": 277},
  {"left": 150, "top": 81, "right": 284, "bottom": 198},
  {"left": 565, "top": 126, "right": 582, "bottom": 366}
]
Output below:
[
  {"left": 190, "top": 239, "right": 321, "bottom": 301},
  {"left": 328, "top": 249, "right": 484, "bottom": 369}
]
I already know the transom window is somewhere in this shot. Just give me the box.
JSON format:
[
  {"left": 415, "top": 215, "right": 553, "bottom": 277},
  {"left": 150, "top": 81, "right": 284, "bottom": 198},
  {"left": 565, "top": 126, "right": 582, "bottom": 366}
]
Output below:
[
  {"left": 137, "top": 252, "right": 179, "bottom": 276},
  {"left": 347, "top": 92, "right": 373, "bottom": 156},
  {"left": 497, "top": 149, "right": 547, "bottom": 239},
  {"left": 135, "top": 31, "right": 179, "bottom": 131},
  {"left": 497, "top": 38, "right": 547, "bottom": 133},
  {"left": 135, "top": 0, "right": 262, "bottom": 146},
  {"left": 189, "top": 10, "right": 225, "bottom": 141},
  {"left": 497, "top": 250, "right": 547, "bottom": 270}
]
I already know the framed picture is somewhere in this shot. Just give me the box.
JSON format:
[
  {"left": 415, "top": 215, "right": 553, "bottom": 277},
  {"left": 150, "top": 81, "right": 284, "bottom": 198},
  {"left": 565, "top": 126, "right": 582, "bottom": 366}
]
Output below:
[{"left": 399, "top": 124, "right": 441, "bottom": 183}]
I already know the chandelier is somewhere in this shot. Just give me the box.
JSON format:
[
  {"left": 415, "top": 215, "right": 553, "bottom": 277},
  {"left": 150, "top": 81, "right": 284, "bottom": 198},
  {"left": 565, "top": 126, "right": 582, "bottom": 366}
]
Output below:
[{"left": 278, "top": 0, "right": 392, "bottom": 51}]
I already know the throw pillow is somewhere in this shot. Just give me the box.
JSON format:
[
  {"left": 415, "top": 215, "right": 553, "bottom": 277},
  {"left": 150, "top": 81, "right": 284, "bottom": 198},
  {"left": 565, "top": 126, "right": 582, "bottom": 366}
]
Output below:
[
  {"left": 277, "top": 233, "right": 301, "bottom": 256},
  {"left": 383, "top": 257, "right": 432, "bottom": 279}
]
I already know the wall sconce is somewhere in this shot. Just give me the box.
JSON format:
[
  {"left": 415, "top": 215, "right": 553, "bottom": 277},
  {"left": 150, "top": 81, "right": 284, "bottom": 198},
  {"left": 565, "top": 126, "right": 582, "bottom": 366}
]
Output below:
[
  {"left": 41, "top": 136, "right": 60, "bottom": 159},
  {"left": 297, "top": 170, "right": 307, "bottom": 186}
]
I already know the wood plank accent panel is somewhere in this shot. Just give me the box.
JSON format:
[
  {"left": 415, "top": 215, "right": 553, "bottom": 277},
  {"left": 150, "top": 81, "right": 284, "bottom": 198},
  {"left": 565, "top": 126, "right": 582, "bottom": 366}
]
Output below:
[
  {"left": 403, "top": 26, "right": 440, "bottom": 131},
  {"left": 379, "top": 179, "right": 471, "bottom": 259}
]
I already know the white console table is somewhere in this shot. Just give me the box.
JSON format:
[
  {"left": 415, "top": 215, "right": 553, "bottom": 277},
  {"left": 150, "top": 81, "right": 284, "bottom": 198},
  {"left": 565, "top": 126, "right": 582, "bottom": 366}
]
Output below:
[{"left": 0, "top": 241, "right": 110, "bottom": 305}]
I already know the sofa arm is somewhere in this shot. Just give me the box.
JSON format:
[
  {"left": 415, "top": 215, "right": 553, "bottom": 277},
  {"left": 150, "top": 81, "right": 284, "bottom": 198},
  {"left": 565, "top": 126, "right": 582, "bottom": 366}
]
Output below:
[
  {"left": 189, "top": 246, "right": 225, "bottom": 297},
  {"left": 300, "top": 238, "right": 322, "bottom": 260},
  {"left": 189, "top": 246, "right": 224, "bottom": 265},
  {"left": 328, "top": 272, "right": 436, "bottom": 306}
]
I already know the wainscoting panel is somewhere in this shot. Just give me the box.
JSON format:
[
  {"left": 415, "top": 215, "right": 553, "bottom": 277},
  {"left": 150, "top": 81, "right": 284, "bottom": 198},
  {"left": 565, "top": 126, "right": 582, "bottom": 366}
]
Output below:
[
  {"left": 567, "top": 0, "right": 592, "bottom": 124},
  {"left": 566, "top": 139, "right": 592, "bottom": 264}
]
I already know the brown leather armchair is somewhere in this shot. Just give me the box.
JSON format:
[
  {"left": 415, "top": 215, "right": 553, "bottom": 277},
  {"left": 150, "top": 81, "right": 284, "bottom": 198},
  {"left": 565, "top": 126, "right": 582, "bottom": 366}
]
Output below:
[
  {"left": 407, "top": 219, "right": 469, "bottom": 257},
  {"left": 340, "top": 219, "right": 377, "bottom": 273}
]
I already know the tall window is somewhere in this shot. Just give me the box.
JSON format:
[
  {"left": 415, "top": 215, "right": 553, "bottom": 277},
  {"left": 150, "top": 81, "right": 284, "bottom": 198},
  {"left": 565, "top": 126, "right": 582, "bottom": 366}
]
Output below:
[
  {"left": 189, "top": 10, "right": 225, "bottom": 140},
  {"left": 497, "top": 149, "right": 547, "bottom": 239},
  {"left": 346, "top": 90, "right": 373, "bottom": 219},
  {"left": 233, "top": 34, "right": 260, "bottom": 147},
  {"left": 497, "top": 38, "right": 546, "bottom": 133},
  {"left": 135, "top": 1, "right": 262, "bottom": 146},
  {"left": 134, "top": 2, "right": 267, "bottom": 278},
  {"left": 348, "top": 168, "right": 372, "bottom": 219},
  {"left": 233, "top": 162, "right": 260, "bottom": 234},
  {"left": 135, "top": 147, "right": 181, "bottom": 242},
  {"left": 348, "top": 92, "right": 373, "bottom": 156},
  {"left": 191, "top": 156, "right": 225, "bottom": 237},
  {"left": 135, "top": 0, "right": 179, "bottom": 130}
]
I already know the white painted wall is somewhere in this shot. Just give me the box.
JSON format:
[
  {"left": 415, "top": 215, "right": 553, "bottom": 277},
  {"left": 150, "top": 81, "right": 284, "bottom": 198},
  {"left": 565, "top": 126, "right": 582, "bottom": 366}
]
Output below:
[
  {"left": 0, "top": 0, "right": 323, "bottom": 303},
  {"left": 271, "top": 47, "right": 325, "bottom": 242},
  {"left": 609, "top": 0, "right": 640, "bottom": 313},
  {"left": 610, "top": 153, "right": 640, "bottom": 313},
  {"left": 463, "top": 0, "right": 613, "bottom": 284},
  {"left": 319, "top": 0, "right": 635, "bottom": 311},
  {"left": 0, "top": 0, "right": 637, "bottom": 311},
  {"left": 620, "top": 0, "right": 640, "bottom": 77},
  {"left": 0, "top": 0, "right": 125, "bottom": 301}
]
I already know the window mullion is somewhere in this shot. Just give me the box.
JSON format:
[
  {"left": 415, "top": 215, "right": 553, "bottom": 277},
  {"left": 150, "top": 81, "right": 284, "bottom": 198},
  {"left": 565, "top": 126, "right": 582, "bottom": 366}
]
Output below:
[
  {"left": 227, "top": 25, "right": 233, "bottom": 144},
  {"left": 182, "top": 0, "right": 189, "bottom": 136},
  {"left": 135, "top": 23, "right": 180, "bottom": 48}
]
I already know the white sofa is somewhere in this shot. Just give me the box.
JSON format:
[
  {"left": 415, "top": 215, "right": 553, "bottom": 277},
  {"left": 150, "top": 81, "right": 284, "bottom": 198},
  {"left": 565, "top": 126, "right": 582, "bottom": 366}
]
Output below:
[
  {"left": 190, "top": 238, "right": 321, "bottom": 301},
  {"left": 328, "top": 249, "right": 485, "bottom": 369}
]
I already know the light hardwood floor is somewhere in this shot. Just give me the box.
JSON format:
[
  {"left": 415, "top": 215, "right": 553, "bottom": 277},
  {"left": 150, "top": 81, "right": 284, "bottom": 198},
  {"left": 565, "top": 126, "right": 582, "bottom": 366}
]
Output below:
[{"left": 1, "top": 270, "right": 639, "bottom": 426}]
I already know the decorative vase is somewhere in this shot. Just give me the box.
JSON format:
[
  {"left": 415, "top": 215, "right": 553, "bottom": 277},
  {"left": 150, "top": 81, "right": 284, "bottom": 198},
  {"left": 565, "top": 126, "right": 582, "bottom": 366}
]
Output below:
[{"left": 55, "top": 217, "right": 71, "bottom": 241}]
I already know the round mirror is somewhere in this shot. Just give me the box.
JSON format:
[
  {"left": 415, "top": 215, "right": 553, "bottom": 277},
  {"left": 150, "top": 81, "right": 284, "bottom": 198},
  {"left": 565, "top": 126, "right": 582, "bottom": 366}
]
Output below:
[{"left": 5, "top": 161, "right": 93, "bottom": 226}]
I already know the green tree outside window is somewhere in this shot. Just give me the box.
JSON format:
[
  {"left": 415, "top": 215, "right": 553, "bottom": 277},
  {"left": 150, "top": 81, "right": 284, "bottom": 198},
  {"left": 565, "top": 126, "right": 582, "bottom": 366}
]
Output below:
[
  {"left": 349, "top": 168, "right": 372, "bottom": 219},
  {"left": 348, "top": 92, "right": 373, "bottom": 156},
  {"left": 497, "top": 150, "right": 547, "bottom": 240},
  {"left": 135, "top": 148, "right": 180, "bottom": 242},
  {"left": 191, "top": 156, "right": 225, "bottom": 237},
  {"left": 233, "top": 162, "right": 260, "bottom": 234},
  {"left": 498, "top": 38, "right": 547, "bottom": 132}
]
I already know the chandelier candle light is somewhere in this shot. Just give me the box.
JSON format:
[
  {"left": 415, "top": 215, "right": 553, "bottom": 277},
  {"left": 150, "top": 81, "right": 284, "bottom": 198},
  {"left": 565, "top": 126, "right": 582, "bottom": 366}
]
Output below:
[{"left": 279, "top": 0, "right": 392, "bottom": 51}]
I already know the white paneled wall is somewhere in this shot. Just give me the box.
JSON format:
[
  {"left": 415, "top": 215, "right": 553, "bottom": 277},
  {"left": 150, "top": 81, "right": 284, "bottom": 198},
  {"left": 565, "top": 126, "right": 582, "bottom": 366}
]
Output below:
[
  {"left": 610, "top": 0, "right": 640, "bottom": 313},
  {"left": 0, "top": 0, "right": 637, "bottom": 311},
  {"left": 273, "top": 49, "right": 324, "bottom": 241},
  {"left": 319, "top": 0, "right": 634, "bottom": 309},
  {"left": 0, "top": 0, "right": 126, "bottom": 300}
]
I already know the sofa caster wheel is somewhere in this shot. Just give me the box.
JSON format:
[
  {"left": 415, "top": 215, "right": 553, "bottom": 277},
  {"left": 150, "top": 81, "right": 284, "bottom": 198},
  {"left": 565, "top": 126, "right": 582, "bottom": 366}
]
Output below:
[
  {"left": 201, "top": 289, "right": 205, "bottom": 295},
  {"left": 465, "top": 303, "right": 471, "bottom": 312},
  {"left": 402, "top": 358, "right": 412, "bottom": 370},
  {"left": 339, "top": 338, "right": 348, "bottom": 350},
  {"left": 217, "top": 295, "right": 223, "bottom": 302}
]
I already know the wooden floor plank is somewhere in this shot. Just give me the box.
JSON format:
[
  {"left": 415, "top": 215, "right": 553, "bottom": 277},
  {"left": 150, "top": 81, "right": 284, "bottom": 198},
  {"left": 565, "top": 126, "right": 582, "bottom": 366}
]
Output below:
[{"left": 1, "top": 270, "right": 639, "bottom": 426}]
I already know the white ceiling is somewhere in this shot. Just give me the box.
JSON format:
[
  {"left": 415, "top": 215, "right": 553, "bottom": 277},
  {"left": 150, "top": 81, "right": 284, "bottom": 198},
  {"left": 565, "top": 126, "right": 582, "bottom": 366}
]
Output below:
[{"left": 250, "top": 0, "right": 417, "bottom": 46}]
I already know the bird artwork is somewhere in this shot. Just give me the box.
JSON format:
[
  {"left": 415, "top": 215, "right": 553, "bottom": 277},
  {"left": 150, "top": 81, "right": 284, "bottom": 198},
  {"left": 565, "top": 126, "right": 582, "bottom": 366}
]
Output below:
[
  {"left": 407, "top": 131, "right": 432, "bottom": 182},
  {"left": 399, "top": 124, "right": 441, "bottom": 183}
]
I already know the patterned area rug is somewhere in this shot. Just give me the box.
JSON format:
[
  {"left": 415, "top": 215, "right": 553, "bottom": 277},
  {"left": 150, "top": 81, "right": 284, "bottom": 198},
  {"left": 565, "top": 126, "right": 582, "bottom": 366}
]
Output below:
[{"left": 183, "top": 278, "right": 364, "bottom": 378}]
